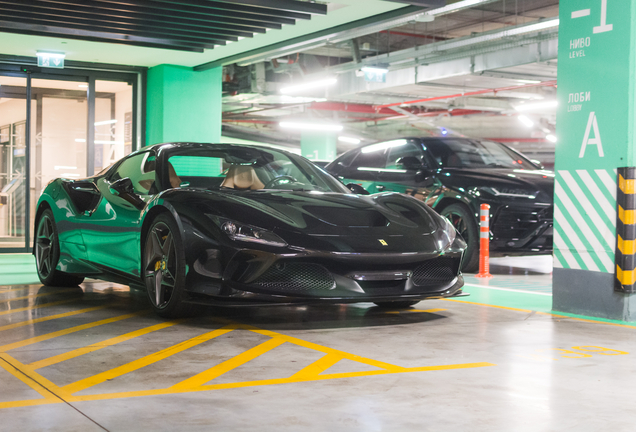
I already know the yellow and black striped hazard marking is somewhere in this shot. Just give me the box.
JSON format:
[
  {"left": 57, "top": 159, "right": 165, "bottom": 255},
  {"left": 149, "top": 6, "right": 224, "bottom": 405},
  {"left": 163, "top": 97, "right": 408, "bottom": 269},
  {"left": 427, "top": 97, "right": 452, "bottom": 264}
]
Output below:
[
  {"left": 616, "top": 168, "right": 636, "bottom": 291},
  {"left": 0, "top": 308, "right": 494, "bottom": 409}
]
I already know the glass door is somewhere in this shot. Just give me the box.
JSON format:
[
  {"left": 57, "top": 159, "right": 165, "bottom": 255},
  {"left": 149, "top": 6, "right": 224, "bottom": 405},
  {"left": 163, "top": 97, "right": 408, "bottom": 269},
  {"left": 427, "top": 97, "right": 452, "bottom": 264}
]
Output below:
[{"left": 0, "top": 76, "right": 29, "bottom": 249}]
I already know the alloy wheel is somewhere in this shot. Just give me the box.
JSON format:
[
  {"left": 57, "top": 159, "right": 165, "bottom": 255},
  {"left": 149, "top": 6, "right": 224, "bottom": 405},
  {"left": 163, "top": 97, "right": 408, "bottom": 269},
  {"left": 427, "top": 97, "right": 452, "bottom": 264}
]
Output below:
[
  {"left": 35, "top": 214, "right": 55, "bottom": 278},
  {"left": 144, "top": 221, "right": 177, "bottom": 309}
]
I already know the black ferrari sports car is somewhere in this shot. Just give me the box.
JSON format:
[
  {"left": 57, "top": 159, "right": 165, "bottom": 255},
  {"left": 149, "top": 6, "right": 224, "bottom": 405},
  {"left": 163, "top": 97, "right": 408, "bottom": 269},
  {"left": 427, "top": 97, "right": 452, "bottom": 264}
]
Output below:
[{"left": 34, "top": 142, "right": 466, "bottom": 317}]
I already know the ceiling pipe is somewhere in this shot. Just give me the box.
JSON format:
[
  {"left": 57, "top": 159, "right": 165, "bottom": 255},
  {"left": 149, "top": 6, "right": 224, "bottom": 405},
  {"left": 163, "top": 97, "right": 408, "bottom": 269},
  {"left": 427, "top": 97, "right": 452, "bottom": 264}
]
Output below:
[{"left": 375, "top": 80, "right": 557, "bottom": 109}]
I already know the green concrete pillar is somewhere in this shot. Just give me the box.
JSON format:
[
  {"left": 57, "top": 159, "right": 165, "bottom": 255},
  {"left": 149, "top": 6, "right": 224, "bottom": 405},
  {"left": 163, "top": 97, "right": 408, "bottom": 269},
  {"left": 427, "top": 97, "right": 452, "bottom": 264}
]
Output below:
[
  {"left": 553, "top": 0, "right": 636, "bottom": 320},
  {"left": 146, "top": 64, "right": 222, "bottom": 145},
  {"left": 301, "top": 131, "right": 337, "bottom": 162}
]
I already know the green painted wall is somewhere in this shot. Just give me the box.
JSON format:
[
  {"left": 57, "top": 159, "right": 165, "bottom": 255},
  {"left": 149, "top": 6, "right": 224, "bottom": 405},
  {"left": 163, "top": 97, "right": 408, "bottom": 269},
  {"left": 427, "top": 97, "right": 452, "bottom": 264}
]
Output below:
[
  {"left": 146, "top": 64, "right": 222, "bottom": 145},
  {"left": 300, "top": 131, "right": 337, "bottom": 161},
  {"left": 553, "top": 0, "right": 636, "bottom": 319}
]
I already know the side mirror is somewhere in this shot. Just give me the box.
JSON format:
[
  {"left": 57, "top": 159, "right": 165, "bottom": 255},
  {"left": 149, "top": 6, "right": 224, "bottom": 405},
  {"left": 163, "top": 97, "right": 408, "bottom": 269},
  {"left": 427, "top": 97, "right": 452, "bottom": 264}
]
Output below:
[
  {"left": 346, "top": 183, "right": 370, "bottom": 195},
  {"left": 396, "top": 156, "right": 423, "bottom": 170},
  {"left": 109, "top": 177, "right": 145, "bottom": 209}
]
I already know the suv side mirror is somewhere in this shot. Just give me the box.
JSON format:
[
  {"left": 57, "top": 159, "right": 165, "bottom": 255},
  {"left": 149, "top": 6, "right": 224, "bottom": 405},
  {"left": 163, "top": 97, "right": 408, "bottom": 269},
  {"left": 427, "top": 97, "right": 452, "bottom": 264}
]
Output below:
[
  {"left": 109, "top": 177, "right": 145, "bottom": 209},
  {"left": 396, "top": 156, "right": 423, "bottom": 170},
  {"left": 346, "top": 183, "right": 370, "bottom": 195},
  {"left": 531, "top": 159, "right": 545, "bottom": 170}
]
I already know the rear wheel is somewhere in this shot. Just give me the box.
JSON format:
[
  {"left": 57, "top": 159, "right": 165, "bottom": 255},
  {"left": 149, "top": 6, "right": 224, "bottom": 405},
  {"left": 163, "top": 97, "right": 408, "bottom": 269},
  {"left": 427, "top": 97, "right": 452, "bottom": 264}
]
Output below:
[
  {"left": 142, "top": 213, "right": 191, "bottom": 318},
  {"left": 374, "top": 301, "right": 420, "bottom": 309},
  {"left": 441, "top": 203, "right": 479, "bottom": 273},
  {"left": 35, "top": 208, "right": 84, "bottom": 287}
]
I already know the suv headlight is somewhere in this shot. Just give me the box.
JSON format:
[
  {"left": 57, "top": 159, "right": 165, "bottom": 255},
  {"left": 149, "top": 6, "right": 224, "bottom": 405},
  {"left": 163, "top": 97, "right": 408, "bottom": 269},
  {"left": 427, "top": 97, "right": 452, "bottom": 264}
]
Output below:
[{"left": 210, "top": 216, "right": 287, "bottom": 247}]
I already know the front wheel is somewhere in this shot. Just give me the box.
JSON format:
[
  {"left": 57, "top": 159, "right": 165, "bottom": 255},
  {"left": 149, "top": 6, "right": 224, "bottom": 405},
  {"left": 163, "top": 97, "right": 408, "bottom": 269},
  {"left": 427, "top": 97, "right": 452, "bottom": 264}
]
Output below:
[
  {"left": 441, "top": 203, "right": 479, "bottom": 273},
  {"left": 35, "top": 208, "right": 84, "bottom": 287},
  {"left": 142, "top": 213, "right": 190, "bottom": 318}
]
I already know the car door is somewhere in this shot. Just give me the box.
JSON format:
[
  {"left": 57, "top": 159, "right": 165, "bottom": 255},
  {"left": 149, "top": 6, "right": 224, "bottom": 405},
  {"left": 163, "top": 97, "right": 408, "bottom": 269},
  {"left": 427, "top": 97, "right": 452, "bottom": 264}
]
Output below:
[
  {"left": 376, "top": 141, "right": 441, "bottom": 206},
  {"left": 81, "top": 151, "right": 156, "bottom": 277}
]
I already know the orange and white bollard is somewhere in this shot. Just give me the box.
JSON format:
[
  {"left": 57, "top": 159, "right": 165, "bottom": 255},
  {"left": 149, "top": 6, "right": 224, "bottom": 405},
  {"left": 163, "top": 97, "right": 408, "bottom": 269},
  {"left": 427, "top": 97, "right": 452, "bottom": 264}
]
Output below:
[{"left": 476, "top": 203, "right": 493, "bottom": 278}]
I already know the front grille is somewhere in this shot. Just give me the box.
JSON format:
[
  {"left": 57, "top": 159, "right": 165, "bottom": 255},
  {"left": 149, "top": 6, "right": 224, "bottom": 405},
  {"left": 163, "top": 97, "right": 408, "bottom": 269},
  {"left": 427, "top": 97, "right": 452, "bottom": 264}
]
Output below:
[
  {"left": 492, "top": 206, "right": 553, "bottom": 240},
  {"left": 251, "top": 263, "right": 335, "bottom": 291},
  {"left": 412, "top": 258, "right": 459, "bottom": 286}
]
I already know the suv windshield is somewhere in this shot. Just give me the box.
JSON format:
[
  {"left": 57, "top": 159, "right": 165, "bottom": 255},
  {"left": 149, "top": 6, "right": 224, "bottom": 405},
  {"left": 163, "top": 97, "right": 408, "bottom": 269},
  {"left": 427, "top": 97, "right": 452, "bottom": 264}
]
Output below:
[
  {"left": 425, "top": 139, "right": 537, "bottom": 169},
  {"left": 167, "top": 145, "right": 350, "bottom": 193}
]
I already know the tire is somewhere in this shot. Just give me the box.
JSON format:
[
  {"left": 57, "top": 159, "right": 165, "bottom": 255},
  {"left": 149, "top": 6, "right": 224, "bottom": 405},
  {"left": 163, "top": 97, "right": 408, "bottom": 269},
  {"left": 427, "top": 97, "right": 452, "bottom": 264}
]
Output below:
[
  {"left": 34, "top": 208, "right": 85, "bottom": 287},
  {"left": 142, "top": 213, "right": 191, "bottom": 318},
  {"left": 374, "top": 301, "right": 420, "bottom": 309},
  {"left": 441, "top": 203, "right": 479, "bottom": 273}
]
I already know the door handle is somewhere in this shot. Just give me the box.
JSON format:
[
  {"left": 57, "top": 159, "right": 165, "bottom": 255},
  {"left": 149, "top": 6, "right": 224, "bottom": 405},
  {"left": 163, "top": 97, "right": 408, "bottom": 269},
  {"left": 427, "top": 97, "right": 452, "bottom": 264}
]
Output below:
[{"left": 376, "top": 184, "right": 386, "bottom": 191}]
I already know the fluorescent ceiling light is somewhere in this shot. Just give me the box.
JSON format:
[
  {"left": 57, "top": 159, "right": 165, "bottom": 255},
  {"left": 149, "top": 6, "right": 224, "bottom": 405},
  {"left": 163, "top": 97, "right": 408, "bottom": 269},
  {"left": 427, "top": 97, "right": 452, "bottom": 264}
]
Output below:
[
  {"left": 361, "top": 66, "right": 389, "bottom": 74},
  {"left": 361, "top": 139, "right": 407, "bottom": 153},
  {"left": 514, "top": 100, "right": 558, "bottom": 112},
  {"left": 546, "top": 134, "right": 557, "bottom": 143},
  {"left": 94, "top": 119, "right": 117, "bottom": 126},
  {"left": 338, "top": 136, "right": 361, "bottom": 144},
  {"left": 280, "top": 78, "right": 337, "bottom": 94},
  {"left": 78, "top": 84, "right": 88, "bottom": 88},
  {"left": 279, "top": 121, "right": 343, "bottom": 131},
  {"left": 516, "top": 79, "right": 542, "bottom": 84},
  {"left": 518, "top": 115, "right": 534, "bottom": 127},
  {"left": 36, "top": 51, "right": 65, "bottom": 59},
  {"left": 425, "top": 0, "right": 499, "bottom": 16}
]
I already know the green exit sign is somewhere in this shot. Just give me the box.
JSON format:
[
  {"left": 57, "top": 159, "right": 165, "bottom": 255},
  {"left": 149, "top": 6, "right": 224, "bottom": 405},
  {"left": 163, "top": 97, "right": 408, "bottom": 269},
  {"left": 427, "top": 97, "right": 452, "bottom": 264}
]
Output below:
[{"left": 36, "top": 52, "right": 65, "bottom": 69}]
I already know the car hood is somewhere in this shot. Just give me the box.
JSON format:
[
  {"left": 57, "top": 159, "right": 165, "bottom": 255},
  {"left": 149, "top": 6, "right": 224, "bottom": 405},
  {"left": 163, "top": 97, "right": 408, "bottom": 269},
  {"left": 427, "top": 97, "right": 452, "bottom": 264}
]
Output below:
[
  {"left": 169, "top": 189, "right": 456, "bottom": 253},
  {"left": 440, "top": 168, "right": 554, "bottom": 202}
]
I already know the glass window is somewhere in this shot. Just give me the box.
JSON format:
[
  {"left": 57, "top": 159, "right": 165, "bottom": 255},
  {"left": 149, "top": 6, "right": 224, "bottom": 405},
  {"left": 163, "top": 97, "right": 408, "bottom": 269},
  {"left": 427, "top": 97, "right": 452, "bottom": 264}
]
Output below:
[
  {"left": 110, "top": 152, "right": 155, "bottom": 194},
  {"left": 425, "top": 139, "right": 537, "bottom": 169},
  {"left": 94, "top": 80, "right": 134, "bottom": 174},
  {"left": 386, "top": 143, "right": 424, "bottom": 169},
  {"left": 350, "top": 148, "right": 387, "bottom": 168},
  {"left": 167, "top": 146, "right": 349, "bottom": 193}
]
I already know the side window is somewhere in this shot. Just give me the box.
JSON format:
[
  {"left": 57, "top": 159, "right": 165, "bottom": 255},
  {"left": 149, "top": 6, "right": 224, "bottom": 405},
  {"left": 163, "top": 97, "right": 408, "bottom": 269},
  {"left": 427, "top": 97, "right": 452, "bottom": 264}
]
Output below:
[
  {"left": 350, "top": 147, "right": 386, "bottom": 169},
  {"left": 328, "top": 150, "right": 359, "bottom": 175},
  {"left": 110, "top": 152, "right": 155, "bottom": 194},
  {"left": 385, "top": 143, "right": 425, "bottom": 169}
]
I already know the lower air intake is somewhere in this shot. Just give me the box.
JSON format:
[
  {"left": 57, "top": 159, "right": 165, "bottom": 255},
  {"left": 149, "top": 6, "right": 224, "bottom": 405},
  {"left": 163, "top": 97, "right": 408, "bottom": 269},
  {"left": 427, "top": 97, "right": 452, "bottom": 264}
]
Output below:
[
  {"left": 252, "top": 263, "right": 335, "bottom": 291},
  {"left": 412, "top": 258, "right": 459, "bottom": 286}
]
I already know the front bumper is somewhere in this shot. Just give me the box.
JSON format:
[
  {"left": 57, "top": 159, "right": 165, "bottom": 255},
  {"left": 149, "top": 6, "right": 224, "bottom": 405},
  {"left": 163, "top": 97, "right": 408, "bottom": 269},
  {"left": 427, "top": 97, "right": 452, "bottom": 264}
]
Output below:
[{"left": 185, "top": 247, "right": 465, "bottom": 306}]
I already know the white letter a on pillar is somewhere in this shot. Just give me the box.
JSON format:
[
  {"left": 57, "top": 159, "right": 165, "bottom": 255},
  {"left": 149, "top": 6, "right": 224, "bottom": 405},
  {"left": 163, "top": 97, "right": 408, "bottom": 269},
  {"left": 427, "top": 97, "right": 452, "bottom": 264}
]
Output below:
[{"left": 579, "top": 111, "right": 604, "bottom": 158}]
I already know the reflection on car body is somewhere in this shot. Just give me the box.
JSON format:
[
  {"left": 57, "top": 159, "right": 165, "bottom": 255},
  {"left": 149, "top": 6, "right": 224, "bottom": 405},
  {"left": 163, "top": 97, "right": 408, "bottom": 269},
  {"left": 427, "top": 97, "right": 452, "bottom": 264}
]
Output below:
[
  {"left": 34, "top": 142, "right": 467, "bottom": 317},
  {"left": 325, "top": 137, "right": 554, "bottom": 272}
]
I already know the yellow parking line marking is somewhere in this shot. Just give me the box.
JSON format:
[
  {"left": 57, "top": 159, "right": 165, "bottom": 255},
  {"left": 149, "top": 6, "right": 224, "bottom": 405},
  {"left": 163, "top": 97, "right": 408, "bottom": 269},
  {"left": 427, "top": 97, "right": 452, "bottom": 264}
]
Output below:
[
  {"left": 62, "top": 324, "right": 236, "bottom": 394},
  {"left": 443, "top": 298, "right": 636, "bottom": 329},
  {"left": 0, "top": 298, "right": 80, "bottom": 317},
  {"left": 0, "top": 353, "right": 71, "bottom": 401},
  {"left": 0, "top": 288, "right": 79, "bottom": 305},
  {"left": 0, "top": 311, "right": 145, "bottom": 353},
  {"left": 289, "top": 352, "right": 343, "bottom": 379},
  {"left": 29, "top": 320, "right": 182, "bottom": 370},
  {"left": 239, "top": 323, "right": 407, "bottom": 372},
  {"left": 64, "top": 361, "right": 495, "bottom": 403},
  {"left": 385, "top": 308, "right": 447, "bottom": 315},
  {"left": 171, "top": 338, "right": 286, "bottom": 390},
  {"left": 0, "top": 305, "right": 110, "bottom": 333}
]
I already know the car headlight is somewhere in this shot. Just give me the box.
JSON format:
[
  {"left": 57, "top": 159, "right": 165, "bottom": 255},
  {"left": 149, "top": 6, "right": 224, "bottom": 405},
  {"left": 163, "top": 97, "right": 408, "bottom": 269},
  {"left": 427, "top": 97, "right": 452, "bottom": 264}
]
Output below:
[
  {"left": 210, "top": 216, "right": 287, "bottom": 247},
  {"left": 443, "top": 216, "right": 457, "bottom": 246},
  {"left": 479, "top": 186, "right": 536, "bottom": 199}
]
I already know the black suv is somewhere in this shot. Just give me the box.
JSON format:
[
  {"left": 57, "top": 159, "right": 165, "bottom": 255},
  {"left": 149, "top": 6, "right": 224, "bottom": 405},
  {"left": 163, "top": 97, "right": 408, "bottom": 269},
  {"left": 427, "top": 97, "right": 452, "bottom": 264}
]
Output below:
[{"left": 325, "top": 137, "right": 553, "bottom": 272}]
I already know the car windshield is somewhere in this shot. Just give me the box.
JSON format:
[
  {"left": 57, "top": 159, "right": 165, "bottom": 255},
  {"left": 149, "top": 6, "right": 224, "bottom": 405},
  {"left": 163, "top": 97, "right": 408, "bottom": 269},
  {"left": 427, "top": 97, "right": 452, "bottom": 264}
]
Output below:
[
  {"left": 166, "top": 145, "right": 350, "bottom": 193},
  {"left": 425, "top": 139, "right": 537, "bottom": 169}
]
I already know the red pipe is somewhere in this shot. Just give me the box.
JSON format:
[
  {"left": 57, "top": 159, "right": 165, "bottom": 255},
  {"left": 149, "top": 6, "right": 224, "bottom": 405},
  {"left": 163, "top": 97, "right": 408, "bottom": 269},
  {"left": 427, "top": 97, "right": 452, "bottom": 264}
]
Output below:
[
  {"left": 379, "top": 30, "right": 447, "bottom": 41},
  {"left": 375, "top": 80, "right": 558, "bottom": 109}
]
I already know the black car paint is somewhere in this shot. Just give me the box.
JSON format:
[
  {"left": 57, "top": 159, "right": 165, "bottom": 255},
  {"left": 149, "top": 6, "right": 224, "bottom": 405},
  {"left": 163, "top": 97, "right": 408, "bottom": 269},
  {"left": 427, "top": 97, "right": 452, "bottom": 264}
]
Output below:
[{"left": 36, "top": 142, "right": 466, "bottom": 307}]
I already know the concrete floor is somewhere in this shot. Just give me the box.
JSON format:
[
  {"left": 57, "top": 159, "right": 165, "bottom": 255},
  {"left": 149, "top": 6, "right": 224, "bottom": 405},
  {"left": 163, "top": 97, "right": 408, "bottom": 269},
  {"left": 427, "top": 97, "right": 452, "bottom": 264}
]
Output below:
[{"left": 2, "top": 257, "right": 636, "bottom": 431}]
